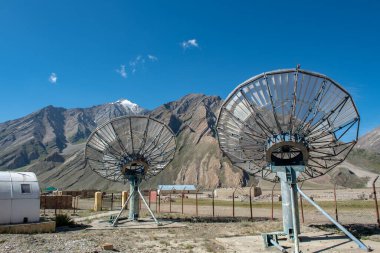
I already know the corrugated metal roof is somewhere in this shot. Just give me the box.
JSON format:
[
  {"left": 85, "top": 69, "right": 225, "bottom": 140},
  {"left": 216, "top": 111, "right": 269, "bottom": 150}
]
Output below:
[
  {"left": 158, "top": 185, "right": 196, "bottom": 191},
  {"left": 0, "top": 172, "right": 38, "bottom": 182},
  {"left": 45, "top": 186, "right": 58, "bottom": 192}
]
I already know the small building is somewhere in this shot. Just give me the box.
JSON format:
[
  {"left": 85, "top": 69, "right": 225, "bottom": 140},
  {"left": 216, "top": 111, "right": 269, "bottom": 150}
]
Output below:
[
  {"left": 44, "top": 186, "right": 58, "bottom": 193},
  {"left": 149, "top": 190, "right": 158, "bottom": 202},
  {"left": 214, "top": 187, "right": 262, "bottom": 199},
  {"left": 157, "top": 185, "right": 197, "bottom": 195},
  {"left": 0, "top": 172, "right": 40, "bottom": 225}
]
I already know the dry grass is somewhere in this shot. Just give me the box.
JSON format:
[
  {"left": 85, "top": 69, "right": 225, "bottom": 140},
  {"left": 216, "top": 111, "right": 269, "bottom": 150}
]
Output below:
[{"left": 167, "top": 197, "right": 375, "bottom": 211}]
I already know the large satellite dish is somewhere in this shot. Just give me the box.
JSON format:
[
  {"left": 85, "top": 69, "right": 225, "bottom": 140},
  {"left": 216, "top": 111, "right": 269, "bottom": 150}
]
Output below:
[
  {"left": 85, "top": 115, "right": 176, "bottom": 226},
  {"left": 216, "top": 67, "right": 368, "bottom": 252},
  {"left": 217, "top": 67, "right": 359, "bottom": 182}
]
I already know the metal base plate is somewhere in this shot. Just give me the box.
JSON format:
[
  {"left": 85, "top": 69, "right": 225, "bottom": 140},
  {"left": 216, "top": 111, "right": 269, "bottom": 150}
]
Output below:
[{"left": 262, "top": 233, "right": 278, "bottom": 248}]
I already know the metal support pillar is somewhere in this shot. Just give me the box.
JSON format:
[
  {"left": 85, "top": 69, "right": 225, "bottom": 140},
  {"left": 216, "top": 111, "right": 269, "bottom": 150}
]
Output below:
[
  {"left": 265, "top": 166, "right": 370, "bottom": 252},
  {"left": 276, "top": 167, "right": 300, "bottom": 239},
  {"left": 128, "top": 176, "right": 140, "bottom": 220},
  {"left": 263, "top": 234, "right": 287, "bottom": 253},
  {"left": 137, "top": 188, "right": 161, "bottom": 225},
  {"left": 112, "top": 188, "right": 134, "bottom": 226},
  {"left": 112, "top": 175, "right": 161, "bottom": 227},
  {"left": 290, "top": 183, "right": 300, "bottom": 253},
  {"left": 297, "top": 186, "right": 370, "bottom": 252},
  {"left": 263, "top": 165, "right": 303, "bottom": 253}
]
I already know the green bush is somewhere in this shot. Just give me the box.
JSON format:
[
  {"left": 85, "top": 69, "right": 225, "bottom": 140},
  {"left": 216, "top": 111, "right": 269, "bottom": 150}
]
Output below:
[{"left": 54, "top": 214, "right": 75, "bottom": 227}]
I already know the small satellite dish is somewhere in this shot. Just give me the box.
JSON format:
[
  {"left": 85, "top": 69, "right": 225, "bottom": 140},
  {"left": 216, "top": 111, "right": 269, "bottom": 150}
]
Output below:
[
  {"left": 85, "top": 115, "right": 176, "bottom": 226},
  {"left": 216, "top": 67, "right": 368, "bottom": 252}
]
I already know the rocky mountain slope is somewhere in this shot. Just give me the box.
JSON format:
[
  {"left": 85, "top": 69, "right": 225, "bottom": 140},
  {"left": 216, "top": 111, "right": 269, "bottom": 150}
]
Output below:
[
  {"left": 0, "top": 95, "right": 249, "bottom": 190},
  {"left": 1, "top": 94, "right": 379, "bottom": 191},
  {"left": 343, "top": 126, "right": 380, "bottom": 178},
  {"left": 0, "top": 99, "right": 146, "bottom": 170},
  {"left": 356, "top": 126, "right": 380, "bottom": 153},
  {"left": 146, "top": 94, "right": 248, "bottom": 189}
]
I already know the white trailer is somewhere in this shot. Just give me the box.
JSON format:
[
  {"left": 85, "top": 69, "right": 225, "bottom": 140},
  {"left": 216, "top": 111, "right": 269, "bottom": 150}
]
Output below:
[{"left": 0, "top": 172, "right": 40, "bottom": 225}]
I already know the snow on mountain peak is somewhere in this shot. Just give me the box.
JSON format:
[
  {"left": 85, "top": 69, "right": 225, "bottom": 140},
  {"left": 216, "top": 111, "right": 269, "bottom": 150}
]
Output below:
[{"left": 111, "top": 99, "right": 143, "bottom": 113}]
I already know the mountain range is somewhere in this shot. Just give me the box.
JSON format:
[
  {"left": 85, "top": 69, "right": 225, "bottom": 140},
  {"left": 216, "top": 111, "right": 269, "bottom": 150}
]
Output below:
[
  {"left": 1, "top": 94, "right": 379, "bottom": 190},
  {"left": 0, "top": 94, "right": 248, "bottom": 190}
]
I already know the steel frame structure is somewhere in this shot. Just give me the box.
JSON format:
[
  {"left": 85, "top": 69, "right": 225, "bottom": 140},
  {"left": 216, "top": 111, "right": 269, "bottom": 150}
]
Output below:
[
  {"left": 216, "top": 67, "right": 369, "bottom": 252},
  {"left": 217, "top": 67, "right": 360, "bottom": 182},
  {"left": 85, "top": 116, "right": 176, "bottom": 225}
]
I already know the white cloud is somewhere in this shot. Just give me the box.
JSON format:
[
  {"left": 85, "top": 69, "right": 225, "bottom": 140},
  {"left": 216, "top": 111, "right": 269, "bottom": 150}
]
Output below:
[
  {"left": 181, "top": 39, "right": 199, "bottom": 49},
  {"left": 117, "top": 55, "right": 157, "bottom": 77},
  {"left": 130, "top": 54, "right": 158, "bottom": 73},
  {"left": 49, "top": 73, "right": 57, "bottom": 84},
  {"left": 116, "top": 65, "right": 127, "bottom": 78},
  {"left": 129, "top": 55, "right": 144, "bottom": 74},
  {"left": 147, "top": 54, "right": 158, "bottom": 62}
]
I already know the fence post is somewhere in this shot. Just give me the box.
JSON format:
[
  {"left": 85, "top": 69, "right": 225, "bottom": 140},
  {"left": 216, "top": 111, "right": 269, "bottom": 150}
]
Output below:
[
  {"left": 299, "top": 182, "right": 304, "bottom": 223},
  {"left": 232, "top": 188, "right": 237, "bottom": 218},
  {"left": 59, "top": 195, "right": 62, "bottom": 215},
  {"left": 44, "top": 195, "right": 46, "bottom": 216},
  {"left": 55, "top": 195, "right": 57, "bottom": 216},
  {"left": 148, "top": 188, "right": 151, "bottom": 208},
  {"left": 72, "top": 195, "right": 76, "bottom": 214},
  {"left": 249, "top": 185, "right": 253, "bottom": 220},
  {"left": 373, "top": 176, "right": 380, "bottom": 227},
  {"left": 181, "top": 187, "right": 186, "bottom": 215},
  {"left": 111, "top": 193, "right": 114, "bottom": 211},
  {"left": 101, "top": 193, "right": 103, "bottom": 211},
  {"left": 334, "top": 184, "right": 338, "bottom": 222},
  {"left": 196, "top": 190, "right": 199, "bottom": 216},
  {"left": 126, "top": 191, "right": 129, "bottom": 210},
  {"left": 271, "top": 182, "right": 277, "bottom": 220},
  {"left": 181, "top": 192, "right": 184, "bottom": 214},
  {"left": 212, "top": 189, "right": 215, "bottom": 217},
  {"left": 122, "top": 191, "right": 128, "bottom": 209},
  {"left": 169, "top": 191, "right": 172, "bottom": 213},
  {"left": 158, "top": 191, "right": 161, "bottom": 213},
  {"left": 155, "top": 190, "right": 158, "bottom": 213}
]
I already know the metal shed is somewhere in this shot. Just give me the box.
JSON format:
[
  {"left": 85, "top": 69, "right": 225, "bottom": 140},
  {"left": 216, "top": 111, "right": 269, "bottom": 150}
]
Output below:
[
  {"left": 157, "top": 185, "right": 197, "bottom": 195},
  {"left": 0, "top": 172, "right": 40, "bottom": 225}
]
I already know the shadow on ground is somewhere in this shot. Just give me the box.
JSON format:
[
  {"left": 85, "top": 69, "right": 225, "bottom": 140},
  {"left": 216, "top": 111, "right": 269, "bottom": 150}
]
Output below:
[
  {"left": 158, "top": 216, "right": 275, "bottom": 223},
  {"left": 309, "top": 223, "right": 380, "bottom": 238},
  {"left": 55, "top": 224, "right": 91, "bottom": 232}
]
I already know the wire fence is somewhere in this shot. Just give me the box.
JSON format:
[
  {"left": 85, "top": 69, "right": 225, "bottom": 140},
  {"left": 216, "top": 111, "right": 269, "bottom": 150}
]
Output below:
[{"left": 40, "top": 183, "right": 380, "bottom": 227}]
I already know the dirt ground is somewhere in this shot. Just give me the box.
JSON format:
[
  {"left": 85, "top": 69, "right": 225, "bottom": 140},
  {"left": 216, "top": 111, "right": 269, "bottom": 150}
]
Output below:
[
  {"left": 0, "top": 218, "right": 277, "bottom": 253},
  {"left": 2, "top": 187, "right": 379, "bottom": 253},
  {"left": 1, "top": 215, "right": 380, "bottom": 253}
]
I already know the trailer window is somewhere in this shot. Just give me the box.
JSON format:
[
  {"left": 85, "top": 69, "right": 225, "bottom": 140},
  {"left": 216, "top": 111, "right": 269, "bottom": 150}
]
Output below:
[{"left": 21, "top": 184, "right": 31, "bottom": 194}]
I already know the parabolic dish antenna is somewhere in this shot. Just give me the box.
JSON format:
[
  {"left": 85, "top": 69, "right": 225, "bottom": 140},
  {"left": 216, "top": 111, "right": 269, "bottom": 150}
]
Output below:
[
  {"left": 216, "top": 67, "right": 369, "bottom": 252},
  {"left": 217, "top": 68, "right": 359, "bottom": 182},
  {"left": 85, "top": 115, "right": 176, "bottom": 226}
]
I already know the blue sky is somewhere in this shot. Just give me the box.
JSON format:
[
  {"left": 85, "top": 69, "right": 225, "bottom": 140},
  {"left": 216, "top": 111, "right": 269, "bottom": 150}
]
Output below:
[{"left": 0, "top": 0, "right": 379, "bottom": 135}]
